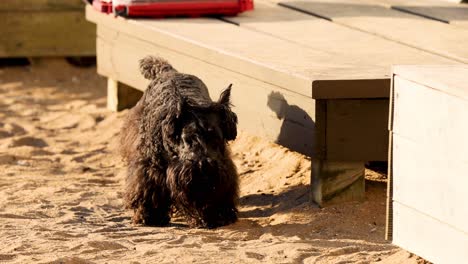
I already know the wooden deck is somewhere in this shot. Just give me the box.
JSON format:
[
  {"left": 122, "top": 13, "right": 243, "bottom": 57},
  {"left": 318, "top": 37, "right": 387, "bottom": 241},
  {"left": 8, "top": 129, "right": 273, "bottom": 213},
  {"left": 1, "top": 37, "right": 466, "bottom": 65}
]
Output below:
[
  {"left": 1, "top": 0, "right": 95, "bottom": 57},
  {"left": 85, "top": 0, "right": 466, "bottom": 206}
]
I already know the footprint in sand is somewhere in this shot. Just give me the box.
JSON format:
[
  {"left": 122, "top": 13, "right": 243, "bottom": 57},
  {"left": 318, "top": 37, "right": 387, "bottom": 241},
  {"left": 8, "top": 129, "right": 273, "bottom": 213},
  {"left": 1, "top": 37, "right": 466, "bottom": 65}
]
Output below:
[
  {"left": 0, "top": 254, "right": 16, "bottom": 261},
  {"left": 87, "top": 241, "right": 127, "bottom": 251},
  {"left": 0, "top": 122, "right": 26, "bottom": 138},
  {"left": 49, "top": 257, "right": 95, "bottom": 264},
  {"left": 9, "top": 136, "right": 48, "bottom": 148},
  {"left": 40, "top": 112, "right": 96, "bottom": 131},
  {"left": 0, "top": 154, "right": 16, "bottom": 164}
]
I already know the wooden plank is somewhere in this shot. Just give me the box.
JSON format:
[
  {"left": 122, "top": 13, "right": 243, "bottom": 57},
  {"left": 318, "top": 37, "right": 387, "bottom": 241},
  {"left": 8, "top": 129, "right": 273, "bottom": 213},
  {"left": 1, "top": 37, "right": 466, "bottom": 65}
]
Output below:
[
  {"left": 312, "top": 100, "right": 365, "bottom": 206},
  {"left": 0, "top": 11, "right": 96, "bottom": 57},
  {"left": 96, "top": 25, "right": 316, "bottom": 155},
  {"left": 393, "top": 202, "right": 468, "bottom": 264},
  {"left": 107, "top": 78, "right": 143, "bottom": 112},
  {"left": 312, "top": 160, "right": 365, "bottom": 206},
  {"left": 392, "top": 76, "right": 468, "bottom": 233},
  {"left": 224, "top": 1, "right": 456, "bottom": 99},
  {"left": 1, "top": 0, "right": 84, "bottom": 11},
  {"left": 326, "top": 99, "right": 389, "bottom": 161},
  {"left": 391, "top": 67, "right": 468, "bottom": 261},
  {"left": 86, "top": 5, "right": 456, "bottom": 99},
  {"left": 361, "top": 0, "right": 468, "bottom": 28},
  {"left": 280, "top": 0, "right": 468, "bottom": 63},
  {"left": 385, "top": 74, "right": 396, "bottom": 241},
  {"left": 312, "top": 79, "right": 390, "bottom": 99},
  {"left": 393, "top": 65, "right": 468, "bottom": 101},
  {"left": 392, "top": 133, "right": 468, "bottom": 233},
  {"left": 393, "top": 4, "right": 468, "bottom": 28}
]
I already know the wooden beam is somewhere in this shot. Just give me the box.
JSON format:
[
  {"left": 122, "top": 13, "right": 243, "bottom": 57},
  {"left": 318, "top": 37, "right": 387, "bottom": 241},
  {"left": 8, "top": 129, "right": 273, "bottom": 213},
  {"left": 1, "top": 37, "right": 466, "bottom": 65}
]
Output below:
[
  {"left": 86, "top": 5, "right": 455, "bottom": 99},
  {"left": 1, "top": 0, "right": 84, "bottom": 11},
  {"left": 311, "top": 100, "right": 365, "bottom": 206},
  {"left": 107, "top": 78, "right": 143, "bottom": 112},
  {"left": 326, "top": 99, "right": 389, "bottom": 161},
  {"left": 96, "top": 25, "right": 316, "bottom": 155},
  {"left": 0, "top": 11, "right": 96, "bottom": 57},
  {"left": 312, "top": 160, "right": 365, "bottom": 206}
]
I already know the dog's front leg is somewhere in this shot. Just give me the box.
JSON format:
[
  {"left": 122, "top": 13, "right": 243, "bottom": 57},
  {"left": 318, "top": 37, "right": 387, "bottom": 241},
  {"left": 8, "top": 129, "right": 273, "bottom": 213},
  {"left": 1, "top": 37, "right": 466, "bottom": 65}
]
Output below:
[{"left": 126, "top": 164, "right": 172, "bottom": 226}]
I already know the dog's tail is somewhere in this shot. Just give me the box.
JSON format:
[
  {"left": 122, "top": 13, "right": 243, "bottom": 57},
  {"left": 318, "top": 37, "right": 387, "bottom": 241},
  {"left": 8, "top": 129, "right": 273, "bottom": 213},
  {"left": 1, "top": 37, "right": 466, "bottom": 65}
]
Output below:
[{"left": 139, "top": 56, "right": 176, "bottom": 80}]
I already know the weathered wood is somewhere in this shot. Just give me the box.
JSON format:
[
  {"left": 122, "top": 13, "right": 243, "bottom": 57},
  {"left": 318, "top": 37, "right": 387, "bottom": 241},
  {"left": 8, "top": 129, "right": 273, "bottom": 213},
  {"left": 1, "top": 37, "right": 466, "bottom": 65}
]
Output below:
[
  {"left": 393, "top": 202, "right": 468, "bottom": 264},
  {"left": 312, "top": 161, "right": 365, "bottom": 206},
  {"left": 225, "top": 1, "right": 457, "bottom": 99},
  {"left": 392, "top": 77, "right": 468, "bottom": 227},
  {"left": 312, "top": 79, "right": 390, "bottom": 99},
  {"left": 280, "top": 0, "right": 468, "bottom": 63},
  {"left": 390, "top": 66, "right": 468, "bottom": 263},
  {"left": 1, "top": 0, "right": 84, "bottom": 11},
  {"left": 326, "top": 99, "right": 389, "bottom": 161},
  {"left": 359, "top": 0, "right": 468, "bottom": 28},
  {"left": 312, "top": 100, "right": 365, "bottom": 206},
  {"left": 0, "top": 11, "right": 96, "bottom": 57},
  {"left": 107, "top": 78, "right": 143, "bottom": 112},
  {"left": 96, "top": 25, "right": 316, "bottom": 155},
  {"left": 86, "top": 5, "right": 455, "bottom": 99},
  {"left": 385, "top": 74, "right": 396, "bottom": 241},
  {"left": 393, "top": 65, "right": 468, "bottom": 100}
]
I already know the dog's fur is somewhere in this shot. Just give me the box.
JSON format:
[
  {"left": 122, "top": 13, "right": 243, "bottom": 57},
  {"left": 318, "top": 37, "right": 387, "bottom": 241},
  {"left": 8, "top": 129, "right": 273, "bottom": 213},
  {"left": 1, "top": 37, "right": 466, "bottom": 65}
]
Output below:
[{"left": 119, "top": 56, "right": 239, "bottom": 228}]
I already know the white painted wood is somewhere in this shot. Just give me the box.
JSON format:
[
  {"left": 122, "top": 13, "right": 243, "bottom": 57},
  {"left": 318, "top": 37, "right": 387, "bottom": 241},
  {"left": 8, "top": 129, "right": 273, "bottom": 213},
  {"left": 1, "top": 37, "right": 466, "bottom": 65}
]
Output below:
[
  {"left": 393, "top": 202, "right": 468, "bottom": 264},
  {"left": 390, "top": 66, "right": 468, "bottom": 263},
  {"left": 97, "top": 25, "right": 316, "bottom": 155},
  {"left": 392, "top": 76, "right": 468, "bottom": 233},
  {"left": 393, "top": 65, "right": 468, "bottom": 101},
  {"left": 107, "top": 78, "right": 119, "bottom": 112}
]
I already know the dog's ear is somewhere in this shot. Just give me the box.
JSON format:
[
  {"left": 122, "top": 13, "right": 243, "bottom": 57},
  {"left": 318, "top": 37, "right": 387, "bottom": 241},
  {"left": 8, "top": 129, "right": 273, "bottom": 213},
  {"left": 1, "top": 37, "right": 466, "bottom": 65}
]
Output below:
[
  {"left": 218, "top": 84, "right": 233, "bottom": 106},
  {"left": 217, "top": 84, "right": 237, "bottom": 141}
]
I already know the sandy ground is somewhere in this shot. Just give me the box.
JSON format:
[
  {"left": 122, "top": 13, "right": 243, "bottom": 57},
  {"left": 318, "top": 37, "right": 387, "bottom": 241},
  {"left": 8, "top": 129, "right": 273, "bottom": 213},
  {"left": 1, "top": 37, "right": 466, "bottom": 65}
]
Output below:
[{"left": 0, "top": 59, "right": 421, "bottom": 263}]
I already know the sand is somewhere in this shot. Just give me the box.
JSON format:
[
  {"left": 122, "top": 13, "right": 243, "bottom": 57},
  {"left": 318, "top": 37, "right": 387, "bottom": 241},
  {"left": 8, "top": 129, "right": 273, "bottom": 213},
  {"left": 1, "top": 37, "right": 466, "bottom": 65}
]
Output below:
[{"left": 0, "top": 59, "right": 420, "bottom": 263}]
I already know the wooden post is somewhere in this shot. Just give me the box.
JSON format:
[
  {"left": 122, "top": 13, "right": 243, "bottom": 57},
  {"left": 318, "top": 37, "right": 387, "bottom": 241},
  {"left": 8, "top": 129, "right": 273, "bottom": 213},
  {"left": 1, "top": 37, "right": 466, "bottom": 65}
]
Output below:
[
  {"left": 107, "top": 78, "right": 142, "bottom": 111},
  {"left": 312, "top": 161, "right": 365, "bottom": 206},
  {"left": 311, "top": 100, "right": 366, "bottom": 207}
]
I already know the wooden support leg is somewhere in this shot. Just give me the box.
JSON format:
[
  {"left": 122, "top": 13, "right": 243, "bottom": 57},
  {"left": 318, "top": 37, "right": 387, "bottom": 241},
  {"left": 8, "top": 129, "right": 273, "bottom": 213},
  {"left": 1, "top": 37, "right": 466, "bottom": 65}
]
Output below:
[
  {"left": 107, "top": 78, "right": 142, "bottom": 111},
  {"left": 311, "top": 160, "right": 365, "bottom": 207},
  {"left": 311, "top": 99, "right": 374, "bottom": 207}
]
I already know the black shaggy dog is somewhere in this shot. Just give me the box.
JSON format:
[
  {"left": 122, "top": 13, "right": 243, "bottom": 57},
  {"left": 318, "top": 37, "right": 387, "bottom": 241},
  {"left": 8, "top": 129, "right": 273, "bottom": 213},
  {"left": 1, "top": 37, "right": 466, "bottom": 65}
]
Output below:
[{"left": 119, "top": 56, "right": 239, "bottom": 228}]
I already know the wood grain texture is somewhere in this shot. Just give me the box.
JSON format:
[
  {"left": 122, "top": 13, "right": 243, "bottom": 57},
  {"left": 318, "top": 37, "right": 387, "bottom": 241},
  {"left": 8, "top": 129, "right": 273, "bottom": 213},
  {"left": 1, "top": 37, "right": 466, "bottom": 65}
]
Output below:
[
  {"left": 0, "top": 11, "right": 95, "bottom": 57},
  {"left": 107, "top": 78, "right": 143, "bottom": 112},
  {"left": 1, "top": 0, "right": 84, "bottom": 11},
  {"left": 358, "top": 0, "right": 468, "bottom": 28},
  {"left": 325, "top": 99, "right": 389, "bottom": 161},
  {"left": 96, "top": 25, "right": 316, "bottom": 156},
  {"left": 392, "top": 77, "right": 468, "bottom": 230},
  {"left": 393, "top": 65, "right": 468, "bottom": 101},
  {"left": 311, "top": 161, "right": 365, "bottom": 206},
  {"left": 225, "top": 1, "right": 452, "bottom": 98},
  {"left": 279, "top": 0, "right": 468, "bottom": 63},
  {"left": 390, "top": 68, "right": 468, "bottom": 262},
  {"left": 86, "top": 5, "right": 455, "bottom": 99},
  {"left": 393, "top": 202, "right": 468, "bottom": 264}
]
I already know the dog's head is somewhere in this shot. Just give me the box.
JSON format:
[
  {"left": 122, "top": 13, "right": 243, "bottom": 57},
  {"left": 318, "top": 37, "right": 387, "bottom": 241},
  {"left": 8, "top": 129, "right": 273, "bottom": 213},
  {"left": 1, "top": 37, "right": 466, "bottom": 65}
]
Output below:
[
  {"left": 164, "top": 84, "right": 238, "bottom": 212},
  {"left": 162, "top": 84, "right": 237, "bottom": 158}
]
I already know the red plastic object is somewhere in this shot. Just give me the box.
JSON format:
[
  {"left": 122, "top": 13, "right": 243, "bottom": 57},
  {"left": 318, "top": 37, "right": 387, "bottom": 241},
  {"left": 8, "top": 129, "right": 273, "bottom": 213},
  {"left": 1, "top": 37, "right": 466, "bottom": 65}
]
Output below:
[
  {"left": 92, "top": 0, "right": 253, "bottom": 17},
  {"left": 93, "top": 0, "right": 113, "bottom": 14}
]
